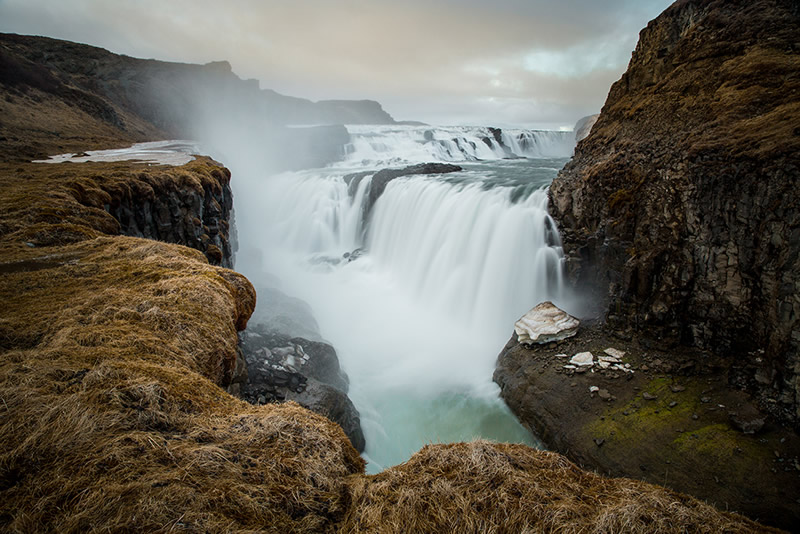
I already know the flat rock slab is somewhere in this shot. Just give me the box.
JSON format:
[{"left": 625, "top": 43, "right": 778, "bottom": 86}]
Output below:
[
  {"left": 515, "top": 301, "right": 580, "bottom": 345},
  {"left": 570, "top": 351, "right": 594, "bottom": 366}
]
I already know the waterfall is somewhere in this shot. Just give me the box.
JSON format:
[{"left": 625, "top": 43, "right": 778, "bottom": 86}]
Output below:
[
  {"left": 367, "top": 178, "right": 564, "bottom": 339},
  {"left": 234, "top": 126, "right": 573, "bottom": 472},
  {"left": 342, "top": 125, "right": 574, "bottom": 166}
]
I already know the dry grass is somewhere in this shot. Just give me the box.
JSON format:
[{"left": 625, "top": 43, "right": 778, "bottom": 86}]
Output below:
[
  {"left": 0, "top": 161, "right": 364, "bottom": 533},
  {"left": 341, "top": 441, "right": 777, "bottom": 534},
  {"left": 0, "top": 235, "right": 364, "bottom": 532}
]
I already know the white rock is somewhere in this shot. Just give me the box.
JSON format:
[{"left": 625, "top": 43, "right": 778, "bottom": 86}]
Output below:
[
  {"left": 598, "top": 355, "right": 619, "bottom": 363},
  {"left": 555, "top": 353, "right": 568, "bottom": 358},
  {"left": 570, "top": 351, "right": 594, "bottom": 366},
  {"left": 563, "top": 365, "right": 577, "bottom": 369},
  {"left": 604, "top": 348, "right": 626, "bottom": 359},
  {"left": 597, "top": 361, "right": 610, "bottom": 369},
  {"left": 515, "top": 302, "right": 580, "bottom": 345},
  {"left": 589, "top": 386, "right": 599, "bottom": 393}
]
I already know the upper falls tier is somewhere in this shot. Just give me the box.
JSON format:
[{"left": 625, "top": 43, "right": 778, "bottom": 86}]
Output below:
[{"left": 341, "top": 125, "right": 575, "bottom": 166}]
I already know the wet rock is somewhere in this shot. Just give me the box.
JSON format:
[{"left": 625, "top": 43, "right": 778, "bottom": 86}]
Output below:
[
  {"left": 237, "top": 324, "right": 364, "bottom": 451},
  {"left": 514, "top": 302, "right": 580, "bottom": 345},
  {"left": 286, "top": 379, "right": 366, "bottom": 452}
]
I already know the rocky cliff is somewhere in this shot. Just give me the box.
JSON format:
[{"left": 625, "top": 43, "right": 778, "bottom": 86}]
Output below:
[
  {"left": 103, "top": 159, "right": 235, "bottom": 268},
  {"left": 549, "top": 0, "right": 800, "bottom": 425}
]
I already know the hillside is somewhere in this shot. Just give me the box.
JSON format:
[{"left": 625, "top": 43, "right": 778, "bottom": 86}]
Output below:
[{"left": 0, "top": 33, "right": 394, "bottom": 165}]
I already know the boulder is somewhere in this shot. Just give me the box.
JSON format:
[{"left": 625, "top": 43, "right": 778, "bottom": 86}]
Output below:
[{"left": 514, "top": 301, "right": 580, "bottom": 345}]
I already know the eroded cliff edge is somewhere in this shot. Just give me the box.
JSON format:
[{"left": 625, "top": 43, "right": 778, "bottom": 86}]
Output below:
[
  {"left": 495, "top": 0, "right": 799, "bottom": 529},
  {"left": 550, "top": 0, "right": 800, "bottom": 423}
]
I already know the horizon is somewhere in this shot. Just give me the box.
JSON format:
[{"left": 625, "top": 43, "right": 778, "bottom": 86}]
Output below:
[{"left": 0, "top": 0, "right": 673, "bottom": 129}]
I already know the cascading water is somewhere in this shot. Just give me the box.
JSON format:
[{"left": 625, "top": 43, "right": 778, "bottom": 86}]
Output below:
[
  {"left": 343, "top": 124, "right": 574, "bottom": 165},
  {"left": 233, "top": 125, "right": 576, "bottom": 472}
]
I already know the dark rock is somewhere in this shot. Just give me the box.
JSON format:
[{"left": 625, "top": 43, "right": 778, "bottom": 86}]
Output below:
[
  {"left": 642, "top": 392, "right": 657, "bottom": 401},
  {"left": 362, "top": 163, "right": 462, "bottom": 219},
  {"left": 729, "top": 405, "right": 767, "bottom": 434},
  {"left": 286, "top": 379, "right": 365, "bottom": 453},
  {"left": 108, "top": 161, "right": 235, "bottom": 268},
  {"left": 237, "top": 324, "right": 363, "bottom": 451}
]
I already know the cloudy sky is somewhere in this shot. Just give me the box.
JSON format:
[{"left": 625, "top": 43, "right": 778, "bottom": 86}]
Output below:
[{"left": 0, "top": 0, "right": 673, "bottom": 128}]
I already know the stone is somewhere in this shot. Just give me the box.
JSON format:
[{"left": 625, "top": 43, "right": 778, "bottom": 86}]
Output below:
[
  {"left": 514, "top": 302, "right": 580, "bottom": 345},
  {"left": 642, "top": 392, "right": 658, "bottom": 401},
  {"left": 604, "top": 348, "right": 626, "bottom": 359},
  {"left": 598, "top": 389, "right": 612, "bottom": 400},
  {"left": 729, "top": 405, "right": 766, "bottom": 434},
  {"left": 570, "top": 352, "right": 594, "bottom": 367},
  {"left": 589, "top": 386, "right": 600, "bottom": 393}
]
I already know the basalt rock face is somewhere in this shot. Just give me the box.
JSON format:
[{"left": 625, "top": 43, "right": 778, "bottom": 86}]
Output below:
[
  {"left": 549, "top": 0, "right": 800, "bottom": 424},
  {"left": 345, "top": 162, "right": 464, "bottom": 221},
  {"left": 105, "top": 160, "right": 235, "bottom": 268}
]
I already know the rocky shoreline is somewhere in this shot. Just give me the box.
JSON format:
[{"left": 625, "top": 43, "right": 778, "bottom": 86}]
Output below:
[{"left": 495, "top": 312, "right": 800, "bottom": 530}]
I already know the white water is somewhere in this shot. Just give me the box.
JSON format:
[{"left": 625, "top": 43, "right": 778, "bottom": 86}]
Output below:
[
  {"left": 234, "top": 125, "right": 575, "bottom": 472},
  {"left": 343, "top": 124, "right": 574, "bottom": 166}
]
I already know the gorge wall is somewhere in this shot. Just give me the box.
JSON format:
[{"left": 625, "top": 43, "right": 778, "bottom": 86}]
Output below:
[{"left": 549, "top": 0, "right": 800, "bottom": 424}]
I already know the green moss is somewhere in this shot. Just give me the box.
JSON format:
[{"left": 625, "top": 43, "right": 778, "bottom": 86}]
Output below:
[
  {"left": 586, "top": 377, "right": 702, "bottom": 443},
  {"left": 672, "top": 423, "right": 765, "bottom": 462}
]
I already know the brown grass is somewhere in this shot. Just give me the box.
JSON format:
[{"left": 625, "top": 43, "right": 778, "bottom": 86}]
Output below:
[{"left": 341, "top": 441, "right": 777, "bottom": 534}]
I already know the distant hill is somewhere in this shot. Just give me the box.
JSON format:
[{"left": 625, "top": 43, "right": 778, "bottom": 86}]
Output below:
[{"left": 0, "top": 33, "right": 395, "bottom": 162}]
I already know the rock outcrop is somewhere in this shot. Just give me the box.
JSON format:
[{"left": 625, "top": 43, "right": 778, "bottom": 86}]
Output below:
[
  {"left": 238, "top": 326, "right": 365, "bottom": 452},
  {"left": 549, "top": 0, "right": 800, "bottom": 425},
  {"left": 104, "top": 159, "right": 235, "bottom": 267},
  {"left": 345, "top": 162, "right": 463, "bottom": 221},
  {"left": 573, "top": 114, "right": 599, "bottom": 142}
]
